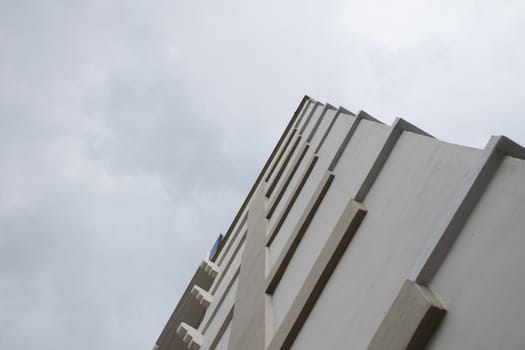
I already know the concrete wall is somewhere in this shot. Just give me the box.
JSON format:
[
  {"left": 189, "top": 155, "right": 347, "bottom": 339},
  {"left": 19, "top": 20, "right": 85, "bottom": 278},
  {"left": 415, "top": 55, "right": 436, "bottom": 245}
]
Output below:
[
  {"left": 272, "top": 117, "right": 388, "bottom": 330},
  {"left": 291, "top": 132, "right": 479, "bottom": 349},
  {"left": 269, "top": 112, "right": 355, "bottom": 269},
  {"left": 155, "top": 97, "right": 525, "bottom": 350},
  {"left": 213, "top": 318, "right": 231, "bottom": 350},
  {"left": 427, "top": 156, "right": 525, "bottom": 349}
]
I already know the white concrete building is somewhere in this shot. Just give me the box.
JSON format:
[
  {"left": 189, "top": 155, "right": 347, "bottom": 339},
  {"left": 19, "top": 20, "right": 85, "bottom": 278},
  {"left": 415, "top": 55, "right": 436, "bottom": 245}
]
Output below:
[{"left": 154, "top": 96, "right": 525, "bottom": 350}]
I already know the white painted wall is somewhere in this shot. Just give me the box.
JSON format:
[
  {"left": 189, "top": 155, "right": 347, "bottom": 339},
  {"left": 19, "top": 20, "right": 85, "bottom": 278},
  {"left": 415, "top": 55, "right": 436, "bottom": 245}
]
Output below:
[
  {"left": 162, "top": 99, "right": 525, "bottom": 350},
  {"left": 213, "top": 319, "right": 232, "bottom": 350},
  {"left": 269, "top": 113, "right": 355, "bottom": 269},
  {"left": 201, "top": 239, "right": 244, "bottom": 335},
  {"left": 267, "top": 108, "right": 336, "bottom": 232},
  {"left": 272, "top": 119, "right": 389, "bottom": 330},
  {"left": 427, "top": 156, "right": 525, "bottom": 350},
  {"left": 291, "top": 133, "right": 479, "bottom": 349},
  {"left": 203, "top": 277, "right": 238, "bottom": 343}
]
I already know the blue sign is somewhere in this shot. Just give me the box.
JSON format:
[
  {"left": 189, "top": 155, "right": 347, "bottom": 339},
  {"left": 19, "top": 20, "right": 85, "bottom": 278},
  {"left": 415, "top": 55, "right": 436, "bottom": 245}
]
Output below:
[{"left": 209, "top": 234, "right": 223, "bottom": 261}]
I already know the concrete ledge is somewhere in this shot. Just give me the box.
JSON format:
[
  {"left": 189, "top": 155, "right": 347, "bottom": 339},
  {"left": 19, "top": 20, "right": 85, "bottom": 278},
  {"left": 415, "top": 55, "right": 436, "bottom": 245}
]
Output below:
[
  {"left": 266, "top": 155, "right": 319, "bottom": 247},
  {"left": 202, "top": 267, "right": 241, "bottom": 334},
  {"left": 267, "top": 143, "right": 310, "bottom": 219},
  {"left": 328, "top": 110, "right": 382, "bottom": 171},
  {"left": 367, "top": 279, "right": 446, "bottom": 350},
  {"left": 306, "top": 104, "right": 336, "bottom": 143},
  {"left": 266, "top": 135, "right": 302, "bottom": 198},
  {"left": 411, "top": 135, "right": 525, "bottom": 285},
  {"left": 314, "top": 108, "right": 343, "bottom": 154},
  {"left": 354, "top": 117, "right": 432, "bottom": 202},
  {"left": 155, "top": 264, "right": 214, "bottom": 350},
  {"left": 338, "top": 106, "right": 357, "bottom": 117},
  {"left": 200, "top": 259, "right": 220, "bottom": 278},
  {"left": 265, "top": 126, "right": 297, "bottom": 183},
  {"left": 190, "top": 285, "right": 213, "bottom": 308},
  {"left": 266, "top": 101, "right": 316, "bottom": 188},
  {"left": 211, "top": 97, "right": 309, "bottom": 264},
  {"left": 208, "top": 306, "right": 234, "bottom": 350},
  {"left": 266, "top": 171, "right": 335, "bottom": 294},
  {"left": 299, "top": 101, "right": 321, "bottom": 135},
  {"left": 228, "top": 186, "right": 268, "bottom": 350},
  {"left": 265, "top": 128, "right": 298, "bottom": 183},
  {"left": 268, "top": 200, "right": 367, "bottom": 350},
  {"left": 293, "top": 99, "right": 312, "bottom": 129},
  {"left": 211, "top": 233, "right": 246, "bottom": 295},
  {"left": 177, "top": 322, "right": 204, "bottom": 350},
  {"left": 216, "top": 213, "right": 247, "bottom": 266}
]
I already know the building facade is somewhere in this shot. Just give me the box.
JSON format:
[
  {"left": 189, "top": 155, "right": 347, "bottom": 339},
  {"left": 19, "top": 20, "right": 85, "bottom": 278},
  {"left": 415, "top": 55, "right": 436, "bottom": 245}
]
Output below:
[{"left": 154, "top": 96, "right": 525, "bottom": 350}]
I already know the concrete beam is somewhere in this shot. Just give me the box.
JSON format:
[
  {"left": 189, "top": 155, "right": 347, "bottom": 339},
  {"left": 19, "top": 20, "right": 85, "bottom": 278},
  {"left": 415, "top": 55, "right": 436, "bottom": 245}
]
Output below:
[
  {"left": 299, "top": 101, "right": 321, "bottom": 135},
  {"left": 200, "top": 259, "right": 220, "bottom": 279},
  {"left": 328, "top": 110, "right": 383, "bottom": 171},
  {"left": 177, "top": 322, "right": 203, "bottom": 350},
  {"left": 228, "top": 186, "right": 269, "bottom": 350},
  {"left": 266, "top": 135, "right": 302, "bottom": 198},
  {"left": 211, "top": 95, "right": 309, "bottom": 263},
  {"left": 266, "top": 155, "right": 318, "bottom": 247},
  {"left": 207, "top": 306, "right": 235, "bottom": 350},
  {"left": 190, "top": 285, "right": 213, "bottom": 308},
  {"left": 354, "top": 117, "right": 432, "bottom": 202},
  {"left": 268, "top": 200, "right": 367, "bottom": 350},
  {"left": 202, "top": 267, "right": 241, "bottom": 334},
  {"left": 411, "top": 135, "right": 525, "bottom": 285},
  {"left": 266, "top": 143, "right": 310, "bottom": 220},
  {"left": 293, "top": 99, "right": 312, "bottom": 129},
  {"left": 367, "top": 280, "right": 446, "bottom": 350},
  {"left": 155, "top": 265, "right": 214, "bottom": 350},
  {"left": 314, "top": 107, "right": 343, "bottom": 154},
  {"left": 215, "top": 213, "right": 247, "bottom": 266},
  {"left": 211, "top": 233, "right": 246, "bottom": 295},
  {"left": 266, "top": 171, "right": 335, "bottom": 294},
  {"left": 306, "top": 103, "right": 336, "bottom": 143}
]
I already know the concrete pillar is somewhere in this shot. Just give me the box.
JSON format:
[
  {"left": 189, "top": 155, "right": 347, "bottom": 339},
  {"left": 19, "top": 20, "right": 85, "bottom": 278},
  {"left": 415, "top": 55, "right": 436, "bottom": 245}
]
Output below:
[{"left": 228, "top": 185, "right": 269, "bottom": 350}]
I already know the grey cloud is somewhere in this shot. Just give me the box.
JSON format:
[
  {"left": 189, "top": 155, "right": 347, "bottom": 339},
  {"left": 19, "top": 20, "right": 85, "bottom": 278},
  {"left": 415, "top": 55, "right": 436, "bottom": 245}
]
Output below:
[{"left": 2, "top": 1, "right": 525, "bottom": 350}]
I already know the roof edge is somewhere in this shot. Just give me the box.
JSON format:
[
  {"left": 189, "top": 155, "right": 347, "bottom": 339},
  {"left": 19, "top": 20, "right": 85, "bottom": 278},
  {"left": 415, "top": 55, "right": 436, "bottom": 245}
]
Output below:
[{"left": 210, "top": 95, "right": 310, "bottom": 262}]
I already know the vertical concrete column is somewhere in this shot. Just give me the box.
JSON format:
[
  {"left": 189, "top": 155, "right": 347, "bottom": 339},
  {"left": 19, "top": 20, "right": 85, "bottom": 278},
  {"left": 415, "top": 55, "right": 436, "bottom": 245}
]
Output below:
[{"left": 228, "top": 185, "right": 268, "bottom": 350}]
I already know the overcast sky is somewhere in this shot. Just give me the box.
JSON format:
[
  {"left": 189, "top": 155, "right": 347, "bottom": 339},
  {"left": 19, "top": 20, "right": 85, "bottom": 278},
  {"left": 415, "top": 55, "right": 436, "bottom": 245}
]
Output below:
[{"left": 1, "top": 0, "right": 525, "bottom": 349}]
